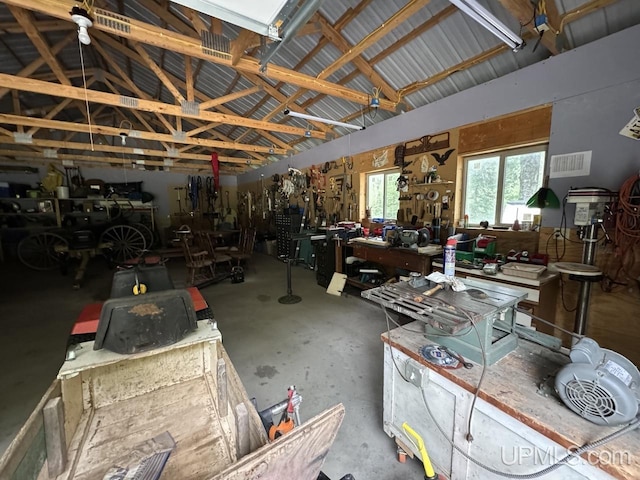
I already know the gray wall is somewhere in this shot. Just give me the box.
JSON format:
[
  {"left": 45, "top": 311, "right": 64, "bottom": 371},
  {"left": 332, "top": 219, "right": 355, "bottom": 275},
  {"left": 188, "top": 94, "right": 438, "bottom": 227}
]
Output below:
[{"left": 238, "top": 23, "right": 640, "bottom": 227}]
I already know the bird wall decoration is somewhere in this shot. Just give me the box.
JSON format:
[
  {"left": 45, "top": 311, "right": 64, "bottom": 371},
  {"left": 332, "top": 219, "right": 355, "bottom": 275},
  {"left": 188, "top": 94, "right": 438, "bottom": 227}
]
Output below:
[{"left": 431, "top": 148, "right": 455, "bottom": 166}]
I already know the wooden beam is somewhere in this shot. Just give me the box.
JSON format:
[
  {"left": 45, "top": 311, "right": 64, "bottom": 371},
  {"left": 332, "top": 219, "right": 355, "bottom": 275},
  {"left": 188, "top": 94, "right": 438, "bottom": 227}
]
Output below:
[
  {"left": 0, "top": 31, "right": 75, "bottom": 101},
  {"left": 0, "top": 19, "right": 72, "bottom": 34},
  {"left": 2, "top": 0, "right": 398, "bottom": 111},
  {"left": 94, "top": 40, "right": 175, "bottom": 134},
  {"left": 231, "top": 29, "right": 259, "bottom": 66},
  {"left": 138, "top": 0, "right": 198, "bottom": 37},
  {"left": 11, "top": 91, "right": 23, "bottom": 133},
  {"left": 497, "top": 0, "right": 559, "bottom": 54},
  {"left": 185, "top": 56, "right": 194, "bottom": 102},
  {"left": 0, "top": 137, "right": 257, "bottom": 165},
  {"left": 133, "top": 42, "right": 185, "bottom": 103},
  {"left": 317, "top": 0, "right": 432, "bottom": 80},
  {"left": 27, "top": 77, "right": 98, "bottom": 136},
  {"left": 0, "top": 73, "right": 323, "bottom": 140},
  {"left": 0, "top": 114, "right": 287, "bottom": 155},
  {"left": 199, "top": 86, "right": 262, "bottom": 111},
  {"left": 0, "top": 148, "right": 254, "bottom": 171},
  {"left": 369, "top": 4, "right": 458, "bottom": 64},
  {"left": 8, "top": 6, "right": 72, "bottom": 86},
  {"left": 317, "top": 13, "right": 396, "bottom": 103}
]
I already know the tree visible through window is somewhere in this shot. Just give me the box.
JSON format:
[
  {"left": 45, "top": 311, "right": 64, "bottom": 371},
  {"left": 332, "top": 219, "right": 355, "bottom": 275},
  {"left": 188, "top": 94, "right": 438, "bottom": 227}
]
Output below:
[
  {"left": 367, "top": 170, "right": 400, "bottom": 220},
  {"left": 463, "top": 146, "right": 546, "bottom": 225}
]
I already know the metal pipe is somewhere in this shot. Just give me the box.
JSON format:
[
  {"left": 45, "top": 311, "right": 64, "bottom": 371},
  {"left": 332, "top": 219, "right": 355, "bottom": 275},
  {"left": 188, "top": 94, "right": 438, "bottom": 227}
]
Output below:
[
  {"left": 260, "top": 0, "right": 325, "bottom": 68},
  {"left": 573, "top": 224, "right": 599, "bottom": 338}
]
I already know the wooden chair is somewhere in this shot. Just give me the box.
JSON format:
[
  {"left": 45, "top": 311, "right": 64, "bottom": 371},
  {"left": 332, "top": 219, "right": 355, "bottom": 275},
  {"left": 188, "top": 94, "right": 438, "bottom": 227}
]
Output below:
[
  {"left": 178, "top": 231, "right": 214, "bottom": 287},
  {"left": 194, "top": 231, "right": 233, "bottom": 273},
  {"left": 230, "top": 228, "right": 256, "bottom": 267}
]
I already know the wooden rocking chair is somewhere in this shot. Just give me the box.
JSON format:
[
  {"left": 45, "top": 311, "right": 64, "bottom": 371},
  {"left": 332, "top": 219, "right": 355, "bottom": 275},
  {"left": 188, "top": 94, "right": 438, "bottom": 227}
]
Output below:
[
  {"left": 229, "top": 227, "right": 256, "bottom": 267},
  {"left": 178, "top": 230, "right": 215, "bottom": 287}
]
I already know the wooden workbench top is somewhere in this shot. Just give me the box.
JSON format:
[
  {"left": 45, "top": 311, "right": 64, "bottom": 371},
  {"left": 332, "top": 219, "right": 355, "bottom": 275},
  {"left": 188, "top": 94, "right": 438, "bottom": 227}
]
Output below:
[
  {"left": 432, "top": 260, "right": 559, "bottom": 287},
  {"left": 382, "top": 323, "right": 640, "bottom": 480}
]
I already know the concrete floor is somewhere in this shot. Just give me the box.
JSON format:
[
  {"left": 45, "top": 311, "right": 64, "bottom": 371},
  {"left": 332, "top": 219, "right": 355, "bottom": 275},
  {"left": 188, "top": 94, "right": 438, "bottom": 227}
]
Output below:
[{"left": 0, "top": 252, "right": 424, "bottom": 479}]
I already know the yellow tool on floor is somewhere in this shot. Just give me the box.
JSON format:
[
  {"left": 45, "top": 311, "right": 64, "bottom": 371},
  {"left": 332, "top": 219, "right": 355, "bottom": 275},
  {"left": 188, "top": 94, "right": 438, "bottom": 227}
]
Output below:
[{"left": 402, "top": 422, "right": 438, "bottom": 480}]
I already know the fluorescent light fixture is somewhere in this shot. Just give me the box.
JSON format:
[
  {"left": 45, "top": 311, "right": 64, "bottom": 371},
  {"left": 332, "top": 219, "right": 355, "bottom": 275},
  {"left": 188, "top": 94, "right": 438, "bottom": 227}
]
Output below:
[
  {"left": 284, "top": 109, "right": 364, "bottom": 131},
  {"left": 171, "top": 0, "right": 290, "bottom": 39},
  {"left": 449, "top": 0, "right": 524, "bottom": 51}
]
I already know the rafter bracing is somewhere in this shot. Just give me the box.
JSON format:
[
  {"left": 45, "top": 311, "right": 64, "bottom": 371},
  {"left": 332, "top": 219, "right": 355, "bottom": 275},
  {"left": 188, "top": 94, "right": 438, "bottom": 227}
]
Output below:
[
  {"left": 8, "top": 6, "right": 72, "bottom": 86},
  {"left": 132, "top": 41, "right": 185, "bottom": 104},
  {"left": 0, "top": 148, "right": 245, "bottom": 172},
  {"left": 93, "top": 39, "right": 177, "bottom": 135},
  {"left": 1, "top": 0, "right": 397, "bottom": 112},
  {"left": 0, "top": 30, "right": 75, "bottom": 101},
  {"left": 318, "top": 0, "right": 432, "bottom": 81},
  {"left": 0, "top": 137, "right": 254, "bottom": 165},
  {"left": 0, "top": 114, "right": 283, "bottom": 157}
]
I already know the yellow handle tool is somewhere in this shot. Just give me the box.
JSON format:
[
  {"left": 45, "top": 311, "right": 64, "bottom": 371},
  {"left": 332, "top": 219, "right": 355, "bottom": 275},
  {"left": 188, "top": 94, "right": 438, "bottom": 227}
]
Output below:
[{"left": 402, "top": 422, "right": 437, "bottom": 479}]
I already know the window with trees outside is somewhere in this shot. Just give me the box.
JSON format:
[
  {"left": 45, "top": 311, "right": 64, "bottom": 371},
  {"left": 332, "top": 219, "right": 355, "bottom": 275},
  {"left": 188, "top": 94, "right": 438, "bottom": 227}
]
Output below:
[
  {"left": 367, "top": 169, "right": 400, "bottom": 220},
  {"left": 463, "top": 145, "right": 547, "bottom": 226}
]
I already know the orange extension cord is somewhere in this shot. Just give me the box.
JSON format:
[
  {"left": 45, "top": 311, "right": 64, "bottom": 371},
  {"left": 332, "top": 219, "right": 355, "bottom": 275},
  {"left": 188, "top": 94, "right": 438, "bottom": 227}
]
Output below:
[{"left": 607, "top": 174, "right": 640, "bottom": 286}]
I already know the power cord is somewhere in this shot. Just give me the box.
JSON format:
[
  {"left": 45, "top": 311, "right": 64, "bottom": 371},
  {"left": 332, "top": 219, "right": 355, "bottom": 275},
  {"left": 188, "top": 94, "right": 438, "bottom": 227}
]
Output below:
[
  {"left": 380, "top": 293, "right": 487, "bottom": 441},
  {"left": 421, "top": 384, "right": 639, "bottom": 478}
]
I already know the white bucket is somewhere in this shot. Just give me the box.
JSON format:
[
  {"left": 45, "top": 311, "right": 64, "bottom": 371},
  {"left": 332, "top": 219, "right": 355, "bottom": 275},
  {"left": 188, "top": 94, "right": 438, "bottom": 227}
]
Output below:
[{"left": 56, "top": 186, "right": 69, "bottom": 199}]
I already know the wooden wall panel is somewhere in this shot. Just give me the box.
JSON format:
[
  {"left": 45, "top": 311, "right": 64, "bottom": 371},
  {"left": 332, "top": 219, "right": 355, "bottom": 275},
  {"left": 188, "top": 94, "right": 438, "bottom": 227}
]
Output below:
[
  {"left": 458, "top": 106, "right": 552, "bottom": 155},
  {"left": 537, "top": 226, "right": 640, "bottom": 366}
]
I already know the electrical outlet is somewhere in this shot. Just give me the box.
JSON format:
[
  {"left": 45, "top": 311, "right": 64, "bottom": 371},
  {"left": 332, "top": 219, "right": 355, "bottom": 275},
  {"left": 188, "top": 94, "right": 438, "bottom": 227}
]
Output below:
[
  {"left": 553, "top": 227, "right": 571, "bottom": 239},
  {"left": 405, "top": 360, "right": 427, "bottom": 388}
]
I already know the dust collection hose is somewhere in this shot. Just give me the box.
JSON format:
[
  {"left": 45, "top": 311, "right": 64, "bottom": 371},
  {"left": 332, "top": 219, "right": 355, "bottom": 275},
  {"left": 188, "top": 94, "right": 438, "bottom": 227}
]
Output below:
[{"left": 402, "top": 422, "right": 438, "bottom": 480}]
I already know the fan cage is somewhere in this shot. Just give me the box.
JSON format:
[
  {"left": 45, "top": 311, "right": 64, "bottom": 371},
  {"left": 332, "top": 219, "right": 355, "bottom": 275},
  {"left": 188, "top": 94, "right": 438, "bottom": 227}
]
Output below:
[{"left": 565, "top": 379, "right": 617, "bottom": 419}]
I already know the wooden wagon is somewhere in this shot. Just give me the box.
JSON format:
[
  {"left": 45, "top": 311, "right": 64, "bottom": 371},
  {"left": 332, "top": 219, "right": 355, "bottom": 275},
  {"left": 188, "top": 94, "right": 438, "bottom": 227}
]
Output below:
[{"left": 0, "top": 322, "right": 344, "bottom": 479}]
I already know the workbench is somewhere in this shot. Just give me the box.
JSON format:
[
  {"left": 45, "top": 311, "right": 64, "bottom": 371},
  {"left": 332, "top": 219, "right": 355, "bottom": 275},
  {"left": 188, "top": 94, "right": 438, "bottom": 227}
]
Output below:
[
  {"left": 381, "top": 323, "right": 640, "bottom": 479},
  {"left": 335, "top": 238, "right": 442, "bottom": 287}
]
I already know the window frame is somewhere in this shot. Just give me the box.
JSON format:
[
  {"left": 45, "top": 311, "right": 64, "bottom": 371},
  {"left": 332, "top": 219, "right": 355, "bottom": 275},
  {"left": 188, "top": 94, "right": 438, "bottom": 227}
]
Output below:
[
  {"left": 366, "top": 168, "right": 400, "bottom": 221},
  {"left": 462, "top": 144, "right": 548, "bottom": 226}
]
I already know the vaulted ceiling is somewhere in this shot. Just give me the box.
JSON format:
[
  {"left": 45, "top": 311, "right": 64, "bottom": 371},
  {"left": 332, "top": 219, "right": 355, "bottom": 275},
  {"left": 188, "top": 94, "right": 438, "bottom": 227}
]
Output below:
[{"left": 0, "top": 0, "right": 638, "bottom": 175}]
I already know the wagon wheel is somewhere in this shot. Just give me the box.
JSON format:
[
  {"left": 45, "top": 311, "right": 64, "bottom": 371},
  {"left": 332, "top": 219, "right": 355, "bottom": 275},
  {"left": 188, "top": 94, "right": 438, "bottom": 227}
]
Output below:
[
  {"left": 18, "top": 232, "right": 68, "bottom": 271},
  {"left": 99, "top": 225, "right": 146, "bottom": 263},
  {"left": 132, "top": 222, "right": 155, "bottom": 249}
]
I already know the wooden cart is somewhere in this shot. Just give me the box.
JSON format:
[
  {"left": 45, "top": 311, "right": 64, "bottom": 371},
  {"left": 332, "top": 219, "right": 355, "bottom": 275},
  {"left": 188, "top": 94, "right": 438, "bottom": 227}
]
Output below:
[{"left": 0, "top": 322, "right": 344, "bottom": 480}]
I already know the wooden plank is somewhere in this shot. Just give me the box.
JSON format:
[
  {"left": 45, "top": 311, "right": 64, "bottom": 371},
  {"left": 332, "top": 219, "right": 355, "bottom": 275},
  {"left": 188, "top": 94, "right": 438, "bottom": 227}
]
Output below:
[
  {"left": 74, "top": 378, "right": 234, "bottom": 480},
  {"left": 0, "top": 114, "right": 284, "bottom": 155},
  {"left": 43, "top": 397, "right": 67, "bottom": 477},
  {"left": 199, "top": 86, "right": 262, "bottom": 111},
  {"left": 234, "top": 403, "right": 251, "bottom": 458},
  {"left": 211, "top": 404, "right": 345, "bottom": 480},
  {"left": 7, "top": 6, "right": 72, "bottom": 86},
  {"left": 317, "top": 0, "right": 432, "bottom": 80},
  {"left": 60, "top": 373, "right": 83, "bottom": 452},
  {"left": 1, "top": 0, "right": 398, "bottom": 111},
  {"left": 458, "top": 106, "right": 552, "bottom": 154},
  {"left": 0, "top": 73, "right": 325, "bottom": 139},
  {"left": 217, "top": 358, "right": 228, "bottom": 417},
  {"left": 185, "top": 55, "right": 194, "bottom": 102},
  {"left": 0, "top": 381, "right": 61, "bottom": 479},
  {"left": 133, "top": 41, "right": 185, "bottom": 103},
  {"left": 231, "top": 29, "right": 259, "bottom": 66},
  {"left": 317, "top": 13, "right": 396, "bottom": 103},
  {"left": 0, "top": 136, "right": 255, "bottom": 165}
]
